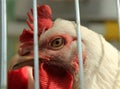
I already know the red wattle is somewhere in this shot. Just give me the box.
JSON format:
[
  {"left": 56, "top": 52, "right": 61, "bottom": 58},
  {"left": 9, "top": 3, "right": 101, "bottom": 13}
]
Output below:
[
  {"left": 39, "top": 63, "right": 73, "bottom": 89},
  {"left": 8, "top": 67, "right": 28, "bottom": 89}
]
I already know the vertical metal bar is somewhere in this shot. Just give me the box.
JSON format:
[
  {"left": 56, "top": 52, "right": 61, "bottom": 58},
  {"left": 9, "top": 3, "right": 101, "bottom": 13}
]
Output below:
[
  {"left": 33, "top": 0, "right": 40, "bottom": 89},
  {"left": 117, "top": 0, "right": 120, "bottom": 39},
  {"left": 75, "top": 0, "right": 85, "bottom": 89},
  {"left": 0, "top": 0, "right": 2, "bottom": 86},
  {"left": 1, "top": 0, "right": 7, "bottom": 89}
]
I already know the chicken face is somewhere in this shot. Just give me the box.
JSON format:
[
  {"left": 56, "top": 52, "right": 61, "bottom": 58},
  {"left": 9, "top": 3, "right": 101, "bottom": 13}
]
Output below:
[
  {"left": 12, "top": 19, "right": 86, "bottom": 89},
  {"left": 8, "top": 4, "right": 120, "bottom": 89}
]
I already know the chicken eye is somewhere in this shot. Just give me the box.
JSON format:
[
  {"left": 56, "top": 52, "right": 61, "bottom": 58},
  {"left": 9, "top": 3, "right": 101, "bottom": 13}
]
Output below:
[{"left": 49, "top": 37, "right": 65, "bottom": 50}]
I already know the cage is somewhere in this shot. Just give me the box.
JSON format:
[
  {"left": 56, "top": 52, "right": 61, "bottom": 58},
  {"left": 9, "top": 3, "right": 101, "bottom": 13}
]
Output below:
[{"left": 0, "top": 0, "right": 120, "bottom": 89}]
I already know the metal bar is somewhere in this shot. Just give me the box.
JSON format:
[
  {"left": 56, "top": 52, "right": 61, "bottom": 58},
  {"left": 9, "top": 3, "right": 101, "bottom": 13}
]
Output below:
[
  {"left": 33, "top": 0, "right": 40, "bottom": 89},
  {"left": 75, "top": 0, "right": 85, "bottom": 89},
  {"left": 0, "top": 0, "right": 2, "bottom": 86},
  {"left": 117, "top": 0, "right": 120, "bottom": 39},
  {"left": 0, "top": 0, "right": 7, "bottom": 89}
]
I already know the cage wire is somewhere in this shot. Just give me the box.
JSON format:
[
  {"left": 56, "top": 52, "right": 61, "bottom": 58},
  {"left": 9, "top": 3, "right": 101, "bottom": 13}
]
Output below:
[
  {"left": 117, "top": 0, "right": 120, "bottom": 39},
  {"left": 33, "top": 0, "right": 40, "bottom": 89},
  {"left": 1, "top": 0, "right": 120, "bottom": 89},
  {"left": 75, "top": 0, "right": 85, "bottom": 89},
  {"left": 1, "top": 0, "right": 7, "bottom": 89},
  {"left": 0, "top": 0, "right": 1, "bottom": 87}
]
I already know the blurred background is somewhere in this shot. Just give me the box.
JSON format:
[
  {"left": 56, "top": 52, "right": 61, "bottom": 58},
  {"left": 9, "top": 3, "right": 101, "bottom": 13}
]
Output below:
[{"left": 5, "top": 0, "right": 120, "bottom": 63}]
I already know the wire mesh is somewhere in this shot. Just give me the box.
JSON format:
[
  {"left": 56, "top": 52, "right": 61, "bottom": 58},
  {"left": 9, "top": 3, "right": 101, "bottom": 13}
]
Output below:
[{"left": 1, "top": 0, "right": 120, "bottom": 89}]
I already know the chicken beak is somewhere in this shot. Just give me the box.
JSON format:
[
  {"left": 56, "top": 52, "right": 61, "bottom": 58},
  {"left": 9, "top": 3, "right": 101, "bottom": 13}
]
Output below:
[
  {"left": 12, "top": 55, "right": 35, "bottom": 70},
  {"left": 11, "top": 52, "right": 49, "bottom": 70}
]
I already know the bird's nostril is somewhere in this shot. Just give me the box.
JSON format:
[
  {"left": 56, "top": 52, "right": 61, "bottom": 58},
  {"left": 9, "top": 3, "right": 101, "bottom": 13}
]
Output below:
[
  {"left": 18, "top": 48, "right": 31, "bottom": 56},
  {"left": 22, "top": 51, "right": 31, "bottom": 56}
]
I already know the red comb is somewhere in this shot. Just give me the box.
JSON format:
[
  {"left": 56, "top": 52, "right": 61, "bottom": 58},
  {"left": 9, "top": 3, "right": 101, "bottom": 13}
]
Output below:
[{"left": 19, "top": 5, "right": 53, "bottom": 43}]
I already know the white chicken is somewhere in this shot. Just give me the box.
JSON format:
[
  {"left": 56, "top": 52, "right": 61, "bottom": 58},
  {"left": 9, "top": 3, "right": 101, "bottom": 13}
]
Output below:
[{"left": 8, "top": 4, "right": 120, "bottom": 89}]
